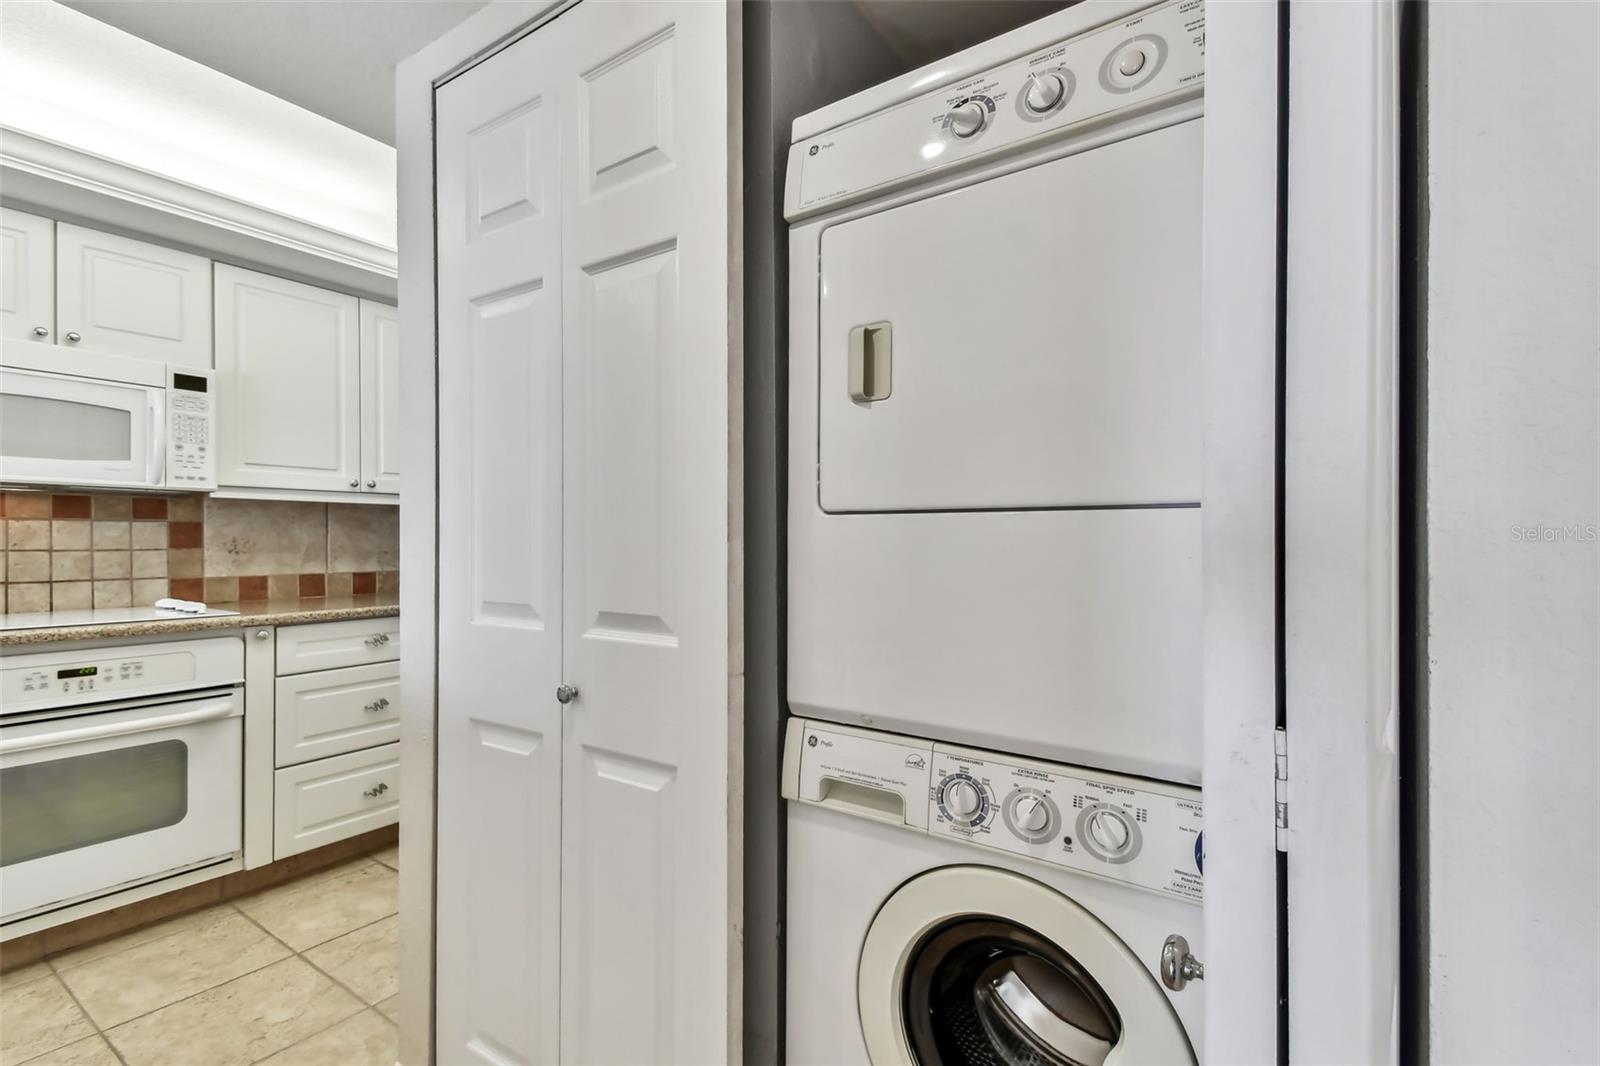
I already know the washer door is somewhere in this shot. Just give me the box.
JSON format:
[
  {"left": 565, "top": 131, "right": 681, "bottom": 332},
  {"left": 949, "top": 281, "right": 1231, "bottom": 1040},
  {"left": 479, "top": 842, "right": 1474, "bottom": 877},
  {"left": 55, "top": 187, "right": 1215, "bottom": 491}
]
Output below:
[{"left": 859, "top": 866, "right": 1194, "bottom": 1065}]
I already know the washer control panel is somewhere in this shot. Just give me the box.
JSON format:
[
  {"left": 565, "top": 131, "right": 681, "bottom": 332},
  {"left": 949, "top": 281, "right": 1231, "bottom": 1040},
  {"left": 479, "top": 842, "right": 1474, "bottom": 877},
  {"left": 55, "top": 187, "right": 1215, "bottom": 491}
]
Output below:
[
  {"left": 787, "top": 0, "right": 1205, "bottom": 218},
  {"left": 784, "top": 718, "right": 1202, "bottom": 903}
]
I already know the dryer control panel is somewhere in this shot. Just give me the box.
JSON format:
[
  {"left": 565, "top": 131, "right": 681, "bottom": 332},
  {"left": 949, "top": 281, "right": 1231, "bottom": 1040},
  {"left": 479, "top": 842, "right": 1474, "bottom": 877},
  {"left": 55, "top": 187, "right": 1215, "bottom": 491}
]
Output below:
[
  {"left": 786, "top": 0, "right": 1205, "bottom": 219},
  {"left": 782, "top": 717, "right": 1203, "bottom": 903}
]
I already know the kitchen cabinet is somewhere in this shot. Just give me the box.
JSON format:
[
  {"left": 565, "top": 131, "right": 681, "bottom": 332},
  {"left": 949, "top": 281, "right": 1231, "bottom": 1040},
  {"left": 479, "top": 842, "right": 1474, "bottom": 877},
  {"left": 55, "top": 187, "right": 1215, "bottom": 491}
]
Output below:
[
  {"left": 270, "top": 617, "right": 400, "bottom": 858},
  {"left": 214, "top": 264, "right": 397, "bottom": 498},
  {"left": 55, "top": 223, "right": 213, "bottom": 368},
  {"left": 359, "top": 300, "right": 401, "bottom": 494},
  {"left": 214, "top": 264, "right": 362, "bottom": 493},
  {"left": 1, "top": 208, "right": 54, "bottom": 344}
]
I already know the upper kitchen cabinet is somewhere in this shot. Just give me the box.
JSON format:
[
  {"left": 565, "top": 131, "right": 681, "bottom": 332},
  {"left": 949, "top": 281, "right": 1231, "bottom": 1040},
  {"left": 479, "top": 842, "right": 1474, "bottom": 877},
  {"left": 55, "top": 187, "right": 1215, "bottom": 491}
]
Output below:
[
  {"left": 359, "top": 300, "right": 401, "bottom": 495},
  {"left": 56, "top": 223, "right": 213, "bottom": 368},
  {"left": 1, "top": 208, "right": 55, "bottom": 343},
  {"left": 215, "top": 264, "right": 362, "bottom": 493}
]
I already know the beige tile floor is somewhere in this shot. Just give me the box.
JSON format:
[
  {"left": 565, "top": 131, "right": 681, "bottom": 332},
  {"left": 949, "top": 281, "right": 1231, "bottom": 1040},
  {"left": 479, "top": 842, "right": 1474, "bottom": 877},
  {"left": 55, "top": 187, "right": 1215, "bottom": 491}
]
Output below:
[{"left": 0, "top": 845, "right": 400, "bottom": 1066}]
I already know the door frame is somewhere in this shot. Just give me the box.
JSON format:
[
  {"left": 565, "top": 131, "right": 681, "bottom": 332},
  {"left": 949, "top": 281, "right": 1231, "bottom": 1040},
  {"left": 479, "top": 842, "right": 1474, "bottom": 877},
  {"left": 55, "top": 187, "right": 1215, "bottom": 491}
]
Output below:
[
  {"left": 396, "top": 5, "right": 573, "bottom": 1063},
  {"left": 1201, "top": 2, "right": 1403, "bottom": 1062}
]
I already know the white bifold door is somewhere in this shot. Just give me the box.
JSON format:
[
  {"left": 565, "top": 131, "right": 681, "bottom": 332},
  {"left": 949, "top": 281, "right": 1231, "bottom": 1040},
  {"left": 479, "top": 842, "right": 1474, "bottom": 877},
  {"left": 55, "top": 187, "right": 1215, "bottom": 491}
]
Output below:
[{"left": 433, "top": 2, "right": 738, "bottom": 1063}]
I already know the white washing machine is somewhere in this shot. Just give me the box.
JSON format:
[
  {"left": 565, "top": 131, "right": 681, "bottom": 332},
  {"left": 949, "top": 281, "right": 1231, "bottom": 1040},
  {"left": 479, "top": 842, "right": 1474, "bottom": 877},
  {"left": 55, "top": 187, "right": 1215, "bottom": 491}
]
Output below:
[
  {"left": 783, "top": 717, "right": 1205, "bottom": 1064},
  {"left": 785, "top": 0, "right": 1207, "bottom": 783}
]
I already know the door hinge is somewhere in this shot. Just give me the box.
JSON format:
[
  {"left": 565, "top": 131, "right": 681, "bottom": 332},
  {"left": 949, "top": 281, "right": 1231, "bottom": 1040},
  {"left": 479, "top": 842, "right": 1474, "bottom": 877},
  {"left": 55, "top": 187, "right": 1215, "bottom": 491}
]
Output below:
[{"left": 1274, "top": 726, "right": 1289, "bottom": 852}]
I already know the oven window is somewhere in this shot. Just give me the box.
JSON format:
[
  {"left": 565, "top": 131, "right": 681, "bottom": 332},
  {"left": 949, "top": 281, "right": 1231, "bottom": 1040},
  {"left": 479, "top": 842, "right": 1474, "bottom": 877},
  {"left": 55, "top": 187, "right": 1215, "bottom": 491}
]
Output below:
[
  {"left": 0, "top": 393, "right": 133, "bottom": 461},
  {"left": 1, "top": 740, "right": 188, "bottom": 866}
]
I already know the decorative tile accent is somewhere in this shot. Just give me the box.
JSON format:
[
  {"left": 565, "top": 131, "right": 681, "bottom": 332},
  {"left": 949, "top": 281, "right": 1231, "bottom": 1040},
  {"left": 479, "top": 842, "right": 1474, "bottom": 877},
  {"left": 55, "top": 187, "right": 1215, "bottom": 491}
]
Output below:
[
  {"left": 2, "top": 492, "right": 397, "bottom": 613},
  {"left": 52, "top": 495, "right": 92, "bottom": 519},
  {"left": 169, "top": 578, "right": 205, "bottom": 602}
]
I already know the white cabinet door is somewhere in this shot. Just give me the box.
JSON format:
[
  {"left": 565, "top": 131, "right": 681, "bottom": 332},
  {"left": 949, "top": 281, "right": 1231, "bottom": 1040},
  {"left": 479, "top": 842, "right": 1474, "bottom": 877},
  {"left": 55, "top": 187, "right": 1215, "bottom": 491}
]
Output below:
[
  {"left": 55, "top": 223, "right": 212, "bottom": 368},
  {"left": 359, "top": 300, "right": 401, "bottom": 495},
  {"left": 557, "top": 3, "right": 736, "bottom": 1062},
  {"left": 434, "top": 27, "right": 565, "bottom": 1066},
  {"left": 214, "top": 264, "right": 361, "bottom": 492},
  {"left": 1, "top": 209, "right": 54, "bottom": 344}
]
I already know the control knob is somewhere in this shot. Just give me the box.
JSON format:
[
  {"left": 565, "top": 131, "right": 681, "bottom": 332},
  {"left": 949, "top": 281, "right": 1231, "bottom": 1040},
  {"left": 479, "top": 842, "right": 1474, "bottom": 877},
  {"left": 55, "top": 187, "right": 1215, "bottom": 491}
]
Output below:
[
  {"left": 946, "top": 100, "right": 987, "bottom": 139},
  {"left": 1013, "top": 794, "right": 1052, "bottom": 834},
  {"left": 943, "top": 778, "right": 983, "bottom": 819},
  {"left": 1023, "top": 72, "right": 1067, "bottom": 114},
  {"left": 1087, "top": 808, "right": 1132, "bottom": 852}
]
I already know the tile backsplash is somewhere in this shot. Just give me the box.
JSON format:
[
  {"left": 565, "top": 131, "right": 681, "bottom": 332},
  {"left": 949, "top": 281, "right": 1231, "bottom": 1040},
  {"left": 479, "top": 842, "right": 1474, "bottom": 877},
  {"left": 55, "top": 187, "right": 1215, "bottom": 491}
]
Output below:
[{"left": 1, "top": 492, "right": 398, "bottom": 614}]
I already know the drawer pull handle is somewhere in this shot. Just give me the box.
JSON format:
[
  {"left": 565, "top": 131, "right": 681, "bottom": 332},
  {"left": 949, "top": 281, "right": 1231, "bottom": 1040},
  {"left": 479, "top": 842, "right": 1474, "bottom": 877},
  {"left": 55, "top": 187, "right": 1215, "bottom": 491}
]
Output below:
[
  {"left": 364, "top": 782, "right": 390, "bottom": 798},
  {"left": 364, "top": 697, "right": 391, "bottom": 713},
  {"left": 364, "top": 633, "right": 391, "bottom": 648}
]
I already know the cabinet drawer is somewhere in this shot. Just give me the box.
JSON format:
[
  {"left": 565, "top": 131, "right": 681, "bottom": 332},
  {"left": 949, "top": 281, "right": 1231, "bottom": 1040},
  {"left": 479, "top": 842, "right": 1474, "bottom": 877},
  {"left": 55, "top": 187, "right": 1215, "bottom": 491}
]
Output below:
[
  {"left": 276, "top": 617, "right": 399, "bottom": 674},
  {"left": 274, "top": 743, "right": 398, "bottom": 859},
  {"left": 275, "top": 663, "right": 399, "bottom": 767}
]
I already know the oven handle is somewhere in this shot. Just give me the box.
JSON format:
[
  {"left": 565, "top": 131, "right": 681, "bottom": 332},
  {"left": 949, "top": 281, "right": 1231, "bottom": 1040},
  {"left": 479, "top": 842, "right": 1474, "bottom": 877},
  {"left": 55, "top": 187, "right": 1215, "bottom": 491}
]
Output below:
[{"left": 0, "top": 697, "right": 240, "bottom": 755}]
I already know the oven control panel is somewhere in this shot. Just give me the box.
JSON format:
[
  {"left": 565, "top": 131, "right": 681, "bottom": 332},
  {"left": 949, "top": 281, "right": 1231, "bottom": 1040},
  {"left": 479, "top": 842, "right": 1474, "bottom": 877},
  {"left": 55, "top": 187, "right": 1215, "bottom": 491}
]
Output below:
[
  {"left": 786, "top": 0, "right": 1205, "bottom": 219},
  {"left": 1, "top": 637, "right": 243, "bottom": 714},
  {"left": 782, "top": 717, "right": 1203, "bottom": 903}
]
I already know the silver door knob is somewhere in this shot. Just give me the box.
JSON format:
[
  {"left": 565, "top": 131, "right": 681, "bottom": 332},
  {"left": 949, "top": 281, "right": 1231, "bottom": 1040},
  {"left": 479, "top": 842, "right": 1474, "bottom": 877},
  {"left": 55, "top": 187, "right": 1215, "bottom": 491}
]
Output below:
[
  {"left": 65, "top": 331, "right": 82, "bottom": 342},
  {"left": 1160, "top": 934, "right": 1204, "bottom": 991},
  {"left": 349, "top": 478, "right": 360, "bottom": 488},
  {"left": 555, "top": 684, "right": 580, "bottom": 704},
  {"left": 366, "top": 480, "right": 377, "bottom": 488},
  {"left": 31, "top": 325, "right": 48, "bottom": 337}
]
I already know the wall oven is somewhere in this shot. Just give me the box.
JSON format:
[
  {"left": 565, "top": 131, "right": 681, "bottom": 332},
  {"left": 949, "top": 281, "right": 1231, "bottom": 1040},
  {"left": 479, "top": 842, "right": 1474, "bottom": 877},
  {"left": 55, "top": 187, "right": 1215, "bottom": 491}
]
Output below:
[
  {"left": 0, "top": 348, "right": 216, "bottom": 491},
  {"left": 0, "top": 637, "right": 243, "bottom": 924}
]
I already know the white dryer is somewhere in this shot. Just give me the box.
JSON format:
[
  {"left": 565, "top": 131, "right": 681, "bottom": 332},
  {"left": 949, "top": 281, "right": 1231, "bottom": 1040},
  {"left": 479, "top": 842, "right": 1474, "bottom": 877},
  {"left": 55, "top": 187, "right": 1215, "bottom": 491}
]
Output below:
[
  {"left": 783, "top": 717, "right": 1205, "bottom": 1064},
  {"left": 785, "top": 0, "right": 1207, "bottom": 783}
]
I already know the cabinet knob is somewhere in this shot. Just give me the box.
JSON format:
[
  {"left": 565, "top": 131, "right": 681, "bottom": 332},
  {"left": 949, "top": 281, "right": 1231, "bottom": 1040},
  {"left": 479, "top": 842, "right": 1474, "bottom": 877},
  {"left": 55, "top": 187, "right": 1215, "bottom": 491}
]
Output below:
[
  {"left": 253, "top": 629, "right": 271, "bottom": 641},
  {"left": 31, "top": 325, "right": 48, "bottom": 337},
  {"left": 366, "top": 480, "right": 377, "bottom": 488},
  {"left": 555, "top": 684, "right": 580, "bottom": 705},
  {"left": 349, "top": 478, "right": 360, "bottom": 488},
  {"left": 65, "top": 331, "right": 82, "bottom": 343}
]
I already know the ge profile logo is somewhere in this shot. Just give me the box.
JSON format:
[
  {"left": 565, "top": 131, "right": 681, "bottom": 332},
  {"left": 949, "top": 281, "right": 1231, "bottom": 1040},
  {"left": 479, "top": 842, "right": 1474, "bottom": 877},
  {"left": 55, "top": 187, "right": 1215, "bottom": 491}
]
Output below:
[
  {"left": 808, "top": 144, "right": 820, "bottom": 156},
  {"left": 807, "top": 735, "right": 819, "bottom": 747}
]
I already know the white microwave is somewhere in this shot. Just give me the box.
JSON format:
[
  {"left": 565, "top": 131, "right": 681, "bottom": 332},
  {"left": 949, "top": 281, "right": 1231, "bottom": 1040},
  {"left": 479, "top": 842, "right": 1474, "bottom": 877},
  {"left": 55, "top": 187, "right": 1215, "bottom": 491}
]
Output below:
[{"left": 0, "top": 355, "right": 216, "bottom": 492}]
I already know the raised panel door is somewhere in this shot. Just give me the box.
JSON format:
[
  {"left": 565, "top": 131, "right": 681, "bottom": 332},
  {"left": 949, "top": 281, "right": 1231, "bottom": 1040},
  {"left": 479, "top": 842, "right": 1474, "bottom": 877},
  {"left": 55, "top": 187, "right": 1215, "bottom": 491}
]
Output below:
[
  {"left": 558, "top": 3, "right": 736, "bottom": 1062},
  {"left": 0, "top": 209, "right": 54, "bottom": 344},
  {"left": 435, "top": 26, "right": 564, "bottom": 1066},
  {"left": 359, "top": 300, "right": 401, "bottom": 494},
  {"left": 214, "top": 264, "right": 361, "bottom": 491},
  {"left": 56, "top": 223, "right": 212, "bottom": 368}
]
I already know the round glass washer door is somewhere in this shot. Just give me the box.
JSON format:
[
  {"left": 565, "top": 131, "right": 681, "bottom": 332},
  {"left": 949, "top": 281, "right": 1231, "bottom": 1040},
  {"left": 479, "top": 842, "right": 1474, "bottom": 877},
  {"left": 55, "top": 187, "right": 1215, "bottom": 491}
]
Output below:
[{"left": 859, "top": 866, "right": 1195, "bottom": 1065}]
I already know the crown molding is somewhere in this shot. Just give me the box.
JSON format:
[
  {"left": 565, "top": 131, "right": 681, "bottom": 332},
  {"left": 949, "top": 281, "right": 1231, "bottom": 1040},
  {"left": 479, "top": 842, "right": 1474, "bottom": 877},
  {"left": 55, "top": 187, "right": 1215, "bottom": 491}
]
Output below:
[{"left": 1, "top": 126, "right": 397, "bottom": 288}]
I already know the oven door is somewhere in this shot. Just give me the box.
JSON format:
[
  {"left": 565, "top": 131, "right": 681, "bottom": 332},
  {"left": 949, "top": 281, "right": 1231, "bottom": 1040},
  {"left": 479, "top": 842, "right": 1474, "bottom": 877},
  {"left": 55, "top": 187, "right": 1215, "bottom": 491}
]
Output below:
[
  {"left": 0, "top": 366, "right": 164, "bottom": 489},
  {"left": 0, "top": 689, "right": 242, "bottom": 921}
]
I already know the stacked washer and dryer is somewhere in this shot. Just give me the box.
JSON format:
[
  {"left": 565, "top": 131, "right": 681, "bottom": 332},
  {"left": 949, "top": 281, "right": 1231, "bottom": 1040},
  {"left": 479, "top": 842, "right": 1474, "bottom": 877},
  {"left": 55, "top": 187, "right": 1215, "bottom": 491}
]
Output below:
[{"left": 782, "top": 1, "right": 1208, "bottom": 1062}]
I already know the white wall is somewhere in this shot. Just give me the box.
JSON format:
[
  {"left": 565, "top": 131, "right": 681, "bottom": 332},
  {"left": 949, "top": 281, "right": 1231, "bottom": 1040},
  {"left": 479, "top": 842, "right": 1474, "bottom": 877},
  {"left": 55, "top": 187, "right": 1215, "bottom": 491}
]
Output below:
[
  {"left": 1426, "top": 3, "right": 1599, "bottom": 1061},
  {"left": 0, "top": 1, "right": 395, "bottom": 251}
]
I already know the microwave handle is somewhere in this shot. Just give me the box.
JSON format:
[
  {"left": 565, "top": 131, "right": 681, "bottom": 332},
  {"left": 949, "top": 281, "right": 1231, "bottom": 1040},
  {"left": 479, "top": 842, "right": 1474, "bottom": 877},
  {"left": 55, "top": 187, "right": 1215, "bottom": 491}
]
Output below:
[
  {"left": 147, "top": 389, "right": 166, "bottom": 486},
  {"left": 0, "top": 697, "right": 239, "bottom": 756}
]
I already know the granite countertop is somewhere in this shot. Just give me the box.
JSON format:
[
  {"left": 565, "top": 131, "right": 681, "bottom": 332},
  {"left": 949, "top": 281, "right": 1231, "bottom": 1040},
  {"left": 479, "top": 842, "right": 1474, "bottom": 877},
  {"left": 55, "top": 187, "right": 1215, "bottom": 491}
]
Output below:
[{"left": 0, "top": 593, "right": 399, "bottom": 647}]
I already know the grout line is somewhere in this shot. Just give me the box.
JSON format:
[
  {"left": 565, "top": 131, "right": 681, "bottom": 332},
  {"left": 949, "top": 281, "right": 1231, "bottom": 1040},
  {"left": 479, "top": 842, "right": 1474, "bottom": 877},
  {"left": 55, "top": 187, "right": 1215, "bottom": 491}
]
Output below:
[{"left": 41, "top": 956, "right": 128, "bottom": 1066}]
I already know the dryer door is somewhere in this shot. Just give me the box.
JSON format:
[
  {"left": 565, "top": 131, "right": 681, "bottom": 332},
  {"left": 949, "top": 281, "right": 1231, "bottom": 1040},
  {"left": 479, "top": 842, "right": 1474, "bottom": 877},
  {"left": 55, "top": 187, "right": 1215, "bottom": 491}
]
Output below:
[
  {"left": 859, "top": 866, "right": 1195, "bottom": 1065},
  {"left": 816, "top": 119, "right": 1202, "bottom": 515}
]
